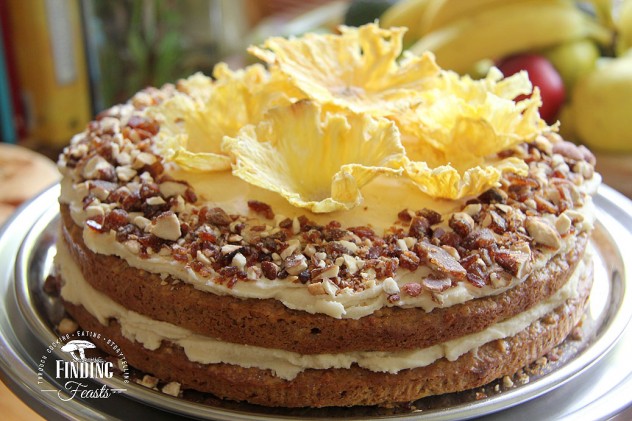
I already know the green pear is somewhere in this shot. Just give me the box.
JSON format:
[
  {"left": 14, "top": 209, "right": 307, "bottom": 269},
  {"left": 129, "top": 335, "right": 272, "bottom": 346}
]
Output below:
[
  {"left": 572, "top": 54, "right": 632, "bottom": 152},
  {"left": 543, "top": 39, "right": 600, "bottom": 96}
]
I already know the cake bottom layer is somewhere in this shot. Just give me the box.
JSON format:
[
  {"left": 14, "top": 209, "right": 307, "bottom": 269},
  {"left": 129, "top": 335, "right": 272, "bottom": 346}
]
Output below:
[{"left": 60, "top": 259, "right": 592, "bottom": 408}]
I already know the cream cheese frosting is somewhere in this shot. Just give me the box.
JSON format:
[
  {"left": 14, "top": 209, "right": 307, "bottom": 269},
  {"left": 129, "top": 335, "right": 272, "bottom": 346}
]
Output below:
[
  {"left": 56, "top": 236, "right": 587, "bottom": 381},
  {"left": 58, "top": 171, "right": 596, "bottom": 319}
]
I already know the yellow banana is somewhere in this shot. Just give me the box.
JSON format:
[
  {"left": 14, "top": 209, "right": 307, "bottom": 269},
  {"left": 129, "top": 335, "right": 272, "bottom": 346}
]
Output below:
[
  {"left": 419, "top": 0, "right": 574, "bottom": 36},
  {"left": 379, "top": 0, "right": 435, "bottom": 44},
  {"left": 408, "top": 1, "right": 612, "bottom": 74},
  {"left": 616, "top": 0, "right": 632, "bottom": 55}
]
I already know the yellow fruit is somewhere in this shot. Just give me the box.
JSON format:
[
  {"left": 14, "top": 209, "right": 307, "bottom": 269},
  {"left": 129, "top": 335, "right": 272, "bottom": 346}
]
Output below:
[
  {"left": 543, "top": 39, "right": 600, "bottom": 96},
  {"left": 573, "top": 55, "right": 632, "bottom": 152}
]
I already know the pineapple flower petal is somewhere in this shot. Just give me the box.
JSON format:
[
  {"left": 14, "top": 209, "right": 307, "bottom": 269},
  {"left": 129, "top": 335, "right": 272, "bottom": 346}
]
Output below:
[
  {"left": 221, "top": 100, "right": 407, "bottom": 212},
  {"left": 394, "top": 68, "right": 546, "bottom": 199},
  {"left": 148, "top": 64, "right": 294, "bottom": 172},
  {"left": 248, "top": 23, "right": 440, "bottom": 116}
]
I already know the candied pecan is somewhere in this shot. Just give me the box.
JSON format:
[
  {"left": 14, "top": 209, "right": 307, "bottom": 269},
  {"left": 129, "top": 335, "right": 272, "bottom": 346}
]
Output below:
[
  {"left": 325, "top": 241, "right": 349, "bottom": 258},
  {"left": 197, "top": 231, "right": 217, "bottom": 243},
  {"left": 402, "top": 283, "right": 423, "bottom": 297},
  {"left": 278, "top": 218, "right": 293, "bottom": 229},
  {"left": 449, "top": 212, "right": 475, "bottom": 237},
  {"left": 416, "top": 208, "right": 442, "bottom": 225},
  {"left": 493, "top": 249, "right": 531, "bottom": 278},
  {"left": 397, "top": 209, "right": 412, "bottom": 222},
  {"left": 183, "top": 188, "right": 197, "bottom": 203},
  {"left": 139, "top": 183, "right": 160, "bottom": 200},
  {"left": 421, "top": 275, "right": 452, "bottom": 292},
  {"left": 460, "top": 253, "right": 489, "bottom": 287},
  {"left": 399, "top": 250, "right": 420, "bottom": 271},
  {"left": 247, "top": 200, "right": 274, "bottom": 219},
  {"left": 349, "top": 226, "right": 376, "bottom": 239},
  {"left": 115, "top": 223, "right": 140, "bottom": 242},
  {"left": 466, "top": 271, "right": 486, "bottom": 288},
  {"left": 478, "top": 188, "right": 507, "bottom": 204},
  {"left": 483, "top": 210, "right": 507, "bottom": 234},
  {"left": 323, "top": 227, "right": 346, "bottom": 241},
  {"left": 127, "top": 115, "right": 160, "bottom": 136},
  {"left": 437, "top": 231, "right": 462, "bottom": 249},
  {"left": 109, "top": 189, "right": 142, "bottom": 211},
  {"left": 311, "top": 265, "right": 339, "bottom": 281},
  {"left": 365, "top": 257, "right": 398, "bottom": 278},
  {"left": 408, "top": 216, "right": 430, "bottom": 239},
  {"left": 506, "top": 173, "right": 540, "bottom": 189},
  {"left": 463, "top": 228, "right": 496, "bottom": 250},
  {"left": 206, "top": 207, "right": 232, "bottom": 226},
  {"left": 298, "top": 215, "right": 320, "bottom": 232},
  {"left": 103, "top": 209, "right": 129, "bottom": 231},
  {"left": 415, "top": 241, "right": 467, "bottom": 279},
  {"left": 534, "top": 195, "right": 558, "bottom": 214},
  {"left": 143, "top": 160, "right": 164, "bottom": 179}
]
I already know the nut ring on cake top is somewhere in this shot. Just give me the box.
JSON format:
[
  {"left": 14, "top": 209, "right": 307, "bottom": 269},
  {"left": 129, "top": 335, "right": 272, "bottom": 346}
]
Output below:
[{"left": 60, "top": 207, "right": 588, "bottom": 354}]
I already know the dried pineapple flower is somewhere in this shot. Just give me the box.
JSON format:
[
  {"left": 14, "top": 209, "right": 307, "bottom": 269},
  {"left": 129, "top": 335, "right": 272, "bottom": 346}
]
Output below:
[
  {"left": 222, "top": 101, "right": 406, "bottom": 213},
  {"left": 149, "top": 64, "right": 293, "bottom": 172},
  {"left": 248, "top": 23, "right": 440, "bottom": 116},
  {"left": 394, "top": 68, "right": 547, "bottom": 199}
]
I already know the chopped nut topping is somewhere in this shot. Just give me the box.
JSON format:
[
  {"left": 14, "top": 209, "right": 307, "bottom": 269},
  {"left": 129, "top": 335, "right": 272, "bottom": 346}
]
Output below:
[
  {"left": 285, "top": 254, "right": 308, "bottom": 276},
  {"left": 159, "top": 181, "right": 188, "bottom": 198},
  {"left": 449, "top": 212, "right": 475, "bottom": 237},
  {"left": 525, "top": 217, "right": 562, "bottom": 250},
  {"left": 261, "top": 261, "right": 279, "bottom": 279},
  {"left": 308, "top": 282, "right": 326, "bottom": 295},
  {"left": 247, "top": 200, "right": 275, "bottom": 219},
  {"left": 138, "top": 375, "right": 159, "bottom": 389},
  {"left": 58, "top": 318, "right": 79, "bottom": 335},
  {"left": 149, "top": 211, "right": 181, "bottom": 241},
  {"left": 493, "top": 248, "right": 531, "bottom": 278},
  {"left": 415, "top": 241, "right": 466, "bottom": 279},
  {"left": 382, "top": 277, "right": 400, "bottom": 295},
  {"left": 162, "top": 381, "right": 181, "bottom": 397}
]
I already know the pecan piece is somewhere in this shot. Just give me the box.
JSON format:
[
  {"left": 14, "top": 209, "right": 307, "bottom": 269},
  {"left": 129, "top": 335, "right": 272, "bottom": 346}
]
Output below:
[
  {"left": 449, "top": 212, "right": 475, "bottom": 237},
  {"left": 478, "top": 188, "right": 507, "bottom": 204},
  {"left": 415, "top": 241, "right": 467, "bottom": 279},
  {"left": 408, "top": 216, "right": 430, "bottom": 239},
  {"left": 525, "top": 217, "right": 562, "bottom": 250},
  {"left": 206, "top": 207, "right": 232, "bottom": 226},
  {"left": 261, "top": 261, "right": 279, "bottom": 279},
  {"left": 421, "top": 275, "right": 452, "bottom": 292},
  {"left": 247, "top": 200, "right": 274, "bottom": 220},
  {"left": 416, "top": 208, "right": 442, "bottom": 225},
  {"left": 463, "top": 228, "right": 496, "bottom": 250},
  {"left": 493, "top": 249, "right": 531, "bottom": 278},
  {"left": 399, "top": 250, "right": 420, "bottom": 271},
  {"left": 402, "top": 282, "right": 423, "bottom": 297}
]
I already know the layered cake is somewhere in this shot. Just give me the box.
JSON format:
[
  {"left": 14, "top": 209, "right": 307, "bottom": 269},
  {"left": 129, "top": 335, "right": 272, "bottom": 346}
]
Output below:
[{"left": 55, "top": 24, "right": 600, "bottom": 407}]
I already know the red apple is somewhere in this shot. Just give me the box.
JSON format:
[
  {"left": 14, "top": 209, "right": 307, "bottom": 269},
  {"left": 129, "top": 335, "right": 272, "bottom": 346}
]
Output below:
[{"left": 497, "top": 54, "right": 566, "bottom": 124}]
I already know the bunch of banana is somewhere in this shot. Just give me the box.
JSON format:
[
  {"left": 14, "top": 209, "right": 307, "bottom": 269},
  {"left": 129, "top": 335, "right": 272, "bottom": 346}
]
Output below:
[{"left": 380, "top": 0, "right": 613, "bottom": 74}]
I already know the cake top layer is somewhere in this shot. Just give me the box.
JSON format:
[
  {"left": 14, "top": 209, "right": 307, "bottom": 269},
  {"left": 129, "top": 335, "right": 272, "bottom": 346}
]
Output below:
[{"left": 58, "top": 24, "right": 599, "bottom": 318}]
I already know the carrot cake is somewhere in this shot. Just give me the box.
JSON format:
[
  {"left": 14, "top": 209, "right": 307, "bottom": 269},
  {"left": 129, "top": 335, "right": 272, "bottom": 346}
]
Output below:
[{"left": 55, "top": 24, "right": 600, "bottom": 407}]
